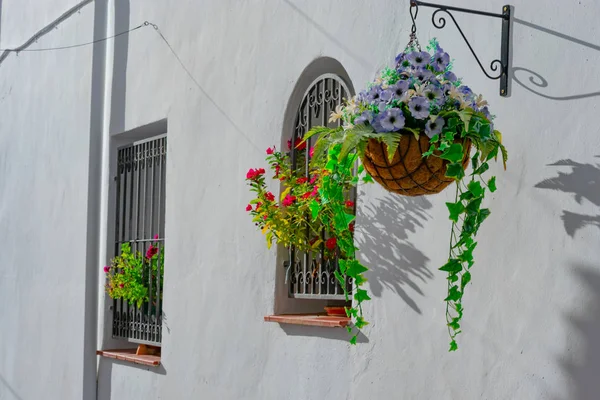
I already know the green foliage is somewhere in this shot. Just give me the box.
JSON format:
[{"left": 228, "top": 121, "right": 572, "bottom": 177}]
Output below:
[{"left": 104, "top": 241, "right": 164, "bottom": 309}]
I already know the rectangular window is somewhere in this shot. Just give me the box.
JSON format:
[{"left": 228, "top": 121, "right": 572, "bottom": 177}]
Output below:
[{"left": 112, "top": 135, "right": 166, "bottom": 345}]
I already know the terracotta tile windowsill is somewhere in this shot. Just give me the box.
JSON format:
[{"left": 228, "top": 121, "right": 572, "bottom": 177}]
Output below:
[
  {"left": 264, "top": 314, "right": 350, "bottom": 328},
  {"left": 96, "top": 349, "right": 161, "bottom": 367}
]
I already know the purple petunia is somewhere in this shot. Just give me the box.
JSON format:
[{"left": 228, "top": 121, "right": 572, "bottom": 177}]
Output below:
[
  {"left": 425, "top": 116, "right": 445, "bottom": 138},
  {"left": 413, "top": 68, "right": 434, "bottom": 83},
  {"left": 389, "top": 81, "right": 410, "bottom": 100},
  {"left": 394, "top": 52, "right": 406, "bottom": 66},
  {"left": 444, "top": 71, "right": 458, "bottom": 82},
  {"left": 424, "top": 85, "right": 444, "bottom": 106},
  {"left": 378, "top": 102, "right": 388, "bottom": 113},
  {"left": 380, "top": 89, "right": 393, "bottom": 102},
  {"left": 378, "top": 108, "right": 406, "bottom": 132},
  {"left": 432, "top": 51, "right": 450, "bottom": 72},
  {"left": 408, "top": 96, "right": 430, "bottom": 119},
  {"left": 406, "top": 51, "right": 431, "bottom": 68},
  {"left": 366, "top": 86, "right": 382, "bottom": 103},
  {"left": 354, "top": 111, "right": 373, "bottom": 126}
]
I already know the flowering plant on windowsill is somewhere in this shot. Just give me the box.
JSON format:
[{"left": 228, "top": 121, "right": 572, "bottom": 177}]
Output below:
[
  {"left": 104, "top": 236, "right": 164, "bottom": 309},
  {"left": 303, "top": 38, "right": 508, "bottom": 350},
  {"left": 245, "top": 143, "right": 373, "bottom": 343}
]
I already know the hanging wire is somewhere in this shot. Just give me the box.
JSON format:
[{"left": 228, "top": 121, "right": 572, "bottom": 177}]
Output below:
[
  {"left": 405, "top": 1, "right": 422, "bottom": 51},
  {"left": 0, "top": 22, "right": 148, "bottom": 53}
]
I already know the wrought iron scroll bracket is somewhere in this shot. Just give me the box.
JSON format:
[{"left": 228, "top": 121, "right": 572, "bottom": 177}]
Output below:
[{"left": 410, "top": 1, "right": 511, "bottom": 97}]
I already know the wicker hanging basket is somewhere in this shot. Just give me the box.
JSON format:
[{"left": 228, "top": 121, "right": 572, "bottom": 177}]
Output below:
[{"left": 361, "top": 132, "right": 471, "bottom": 196}]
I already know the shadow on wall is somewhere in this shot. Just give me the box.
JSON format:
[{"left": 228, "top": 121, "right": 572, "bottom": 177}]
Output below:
[
  {"left": 535, "top": 158, "right": 600, "bottom": 236},
  {"left": 0, "top": 374, "right": 24, "bottom": 400},
  {"left": 356, "top": 193, "right": 433, "bottom": 314},
  {"left": 512, "top": 18, "right": 600, "bottom": 100},
  {"left": 558, "top": 264, "right": 600, "bottom": 400},
  {"left": 97, "top": 358, "right": 167, "bottom": 400}
]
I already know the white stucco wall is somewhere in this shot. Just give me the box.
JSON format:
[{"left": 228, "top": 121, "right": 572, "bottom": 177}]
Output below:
[{"left": 2, "top": 0, "right": 600, "bottom": 399}]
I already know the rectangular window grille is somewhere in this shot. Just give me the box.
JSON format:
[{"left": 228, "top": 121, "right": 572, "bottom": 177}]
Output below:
[
  {"left": 112, "top": 136, "right": 166, "bottom": 345},
  {"left": 287, "top": 74, "right": 354, "bottom": 300}
]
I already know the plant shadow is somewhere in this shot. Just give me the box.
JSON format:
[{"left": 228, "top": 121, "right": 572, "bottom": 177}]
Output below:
[
  {"left": 557, "top": 264, "right": 600, "bottom": 400},
  {"left": 280, "top": 324, "right": 369, "bottom": 344},
  {"left": 356, "top": 192, "right": 433, "bottom": 314},
  {"left": 535, "top": 158, "right": 600, "bottom": 236}
]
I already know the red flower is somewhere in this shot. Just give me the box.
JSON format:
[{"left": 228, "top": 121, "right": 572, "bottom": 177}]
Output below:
[
  {"left": 274, "top": 165, "right": 281, "bottom": 177},
  {"left": 146, "top": 245, "right": 159, "bottom": 259},
  {"left": 119, "top": 283, "right": 125, "bottom": 288},
  {"left": 263, "top": 215, "right": 268, "bottom": 220},
  {"left": 246, "top": 168, "right": 265, "bottom": 180},
  {"left": 103, "top": 266, "right": 110, "bottom": 273},
  {"left": 153, "top": 234, "right": 159, "bottom": 240},
  {"left": 266, "top": 146, "right": 275, "bottom": 155},
  {"left": 255, "top": 202, "right": 262, "bottom": 210},
  {"left": 265, "top": 192, "right": 275, "bottom": 202},
  {"left": 309, "top": 147, "right": 315, "bottom": 158},
  {"left": 296, "top": 177, "right": 308, "bottom": 184},
  {"left": 302, "top": 191, "right": 312, "bottom": 199},
  {"left": 345, "top": 200, "right": 355, "bottom": 209},
  {"left": 282, "top": 194, "right": 297, "bottom": 207},
  {"left": 287, "top": 138, "right": 307, "bottom": 151},
  {"left": 349, "top": 222, "right": 355, "bottom": 233},
  {"left": 325, "top": 237, "right": 337, "bottom": 250},
  {"left": 245, "top": 204, "right": 252, "bottom": 211}
]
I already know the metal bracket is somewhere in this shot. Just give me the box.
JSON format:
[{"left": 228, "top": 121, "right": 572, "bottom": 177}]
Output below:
[{"left": 410, "top": 1, "right": 512, "bottom": 97}]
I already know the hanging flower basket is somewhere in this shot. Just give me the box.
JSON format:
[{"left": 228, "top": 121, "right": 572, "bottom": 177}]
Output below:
[{"left": 362, "top": 134, "right": 472, "bottom": 196}]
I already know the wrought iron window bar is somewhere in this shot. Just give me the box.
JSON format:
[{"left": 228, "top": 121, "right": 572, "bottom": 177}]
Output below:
[
  {"left": 286, "top": 74, "right": 354, "bottom": 301},
  {"left": 112, "top": 136, "right": 166, "bottom": 345},
  {"left": 410, "top": 0, "right": 512, "bottom": 97}
]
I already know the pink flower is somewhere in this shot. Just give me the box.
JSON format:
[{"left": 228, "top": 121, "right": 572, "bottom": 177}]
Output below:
[
  {"left": 246, "top": 204, "right": 252, "bottom": 211},
  {"left": 146, "top": 245, "right": 159, "bottom": 259},
  {"left": 311, "top": 186, "right": 319, "bottom": 197},
  {"left": 282, "top": 194, "right": 297, "bottom": 207},
  {"left": 119, "top": 283, "right": 125, "bottom": 288},
  {"left": 309, "top": 147, "right": 315, "bottom": 158},
  {"left": 154, "top": 234, "right": 159, "bottom": 240},
  {"left": 310, "top": 175, "right": 318, "bottom": 184},
  {"left": 266, "top": 146, "right": 275, "bottom": 155},
  {"left": 103, "top": 266, "right": 110, "bottom": 273}
]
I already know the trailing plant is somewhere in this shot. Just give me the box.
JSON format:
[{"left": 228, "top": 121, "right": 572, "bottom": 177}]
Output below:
[
  {"left": 302, "top": 38, "right": 507, "bottom": 350},
  {"left": 104, "top": 236, "right": 164, "bottom": 308},
  {"left": 245, "top": 142, "right": 373, "bottom": 343}
]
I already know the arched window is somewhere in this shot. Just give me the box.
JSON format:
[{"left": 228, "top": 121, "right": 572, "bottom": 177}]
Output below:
[{"left": 286, "top": 72, "right": 354, "bottom": 300}]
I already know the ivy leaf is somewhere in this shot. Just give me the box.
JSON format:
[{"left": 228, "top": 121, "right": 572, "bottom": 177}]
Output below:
[
  {"left": 459, "top": 191, "right": 474, "bottom": 201},
  {"left": 440, "top": 143, "right": 464, "bottom": 163},
  {"left": 446, "top": 201, "right": 465, "bottom": 222},
  {"left": 467, "top": 180, "right": 484, "bottom": 198},
  {"left": 357, "top": 164, "right": 365, "bottom": 174},
  {"left": 354, "top": 273, "right": 368, "bottom": 286},
  {"left": 309, "top": 199, "right": 320, "bottom": 220},
  {"left": 445, "top": 162, "right": 465, "bottom": 180},
  {"left": 444, "top": 285, "right": 462, "bottom": 302},
  {"left": 350, "top": 335, "right": 358, "bottom": 345},
  {"left": 461, "top": 271, "right": 472, "bottom": 289},
  {"left": 438, "top": 141, "right": 450, "bottom": 152},
  {"left": 422, "top": 144, "right": 436, "bottom": 158},
  {"left": 488, "top": 176, "right": 497, "bottom": 192},
  {"left": 471, "top": 151, "right": 480, "bottom": 171},
  {"left": 449, "top": 340, "right": 458, "bottom": 352},
  {"left": 439, "top": 259, "right": 462, "bottom": 274},
  {"left": 338, "top": 259, "right": 348, "bottom": 274},
  {"left": 466, "top": 197, "right": 483, "bottom": 216},
  {"left": 444, "top": 131, "right": 455, "bottom": 142},
  {"left": 362, "top": 174, "right": 374, "bottom": 183},
  {"left": 354, "top": 288, "right": 371, "bottom": 303},
  {"left": 355, "top": 316, "right": 369, "bottom": 329},
  {"left": 429, "top": 134, "right": 440, "bottom": 143},
  {"left": 478, "top": 208, "right": 491, "bottom": 224},
  {"left": 474, "top": 162, "right": 489, "bottom": 175},
  {"left": 346, "top": 260, "right": 369, "bottom": 277}
]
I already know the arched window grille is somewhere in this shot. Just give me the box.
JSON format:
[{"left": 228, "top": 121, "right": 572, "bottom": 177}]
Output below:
[{"left": 286, "top": 73, "right": 354, "bottom": 300}]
